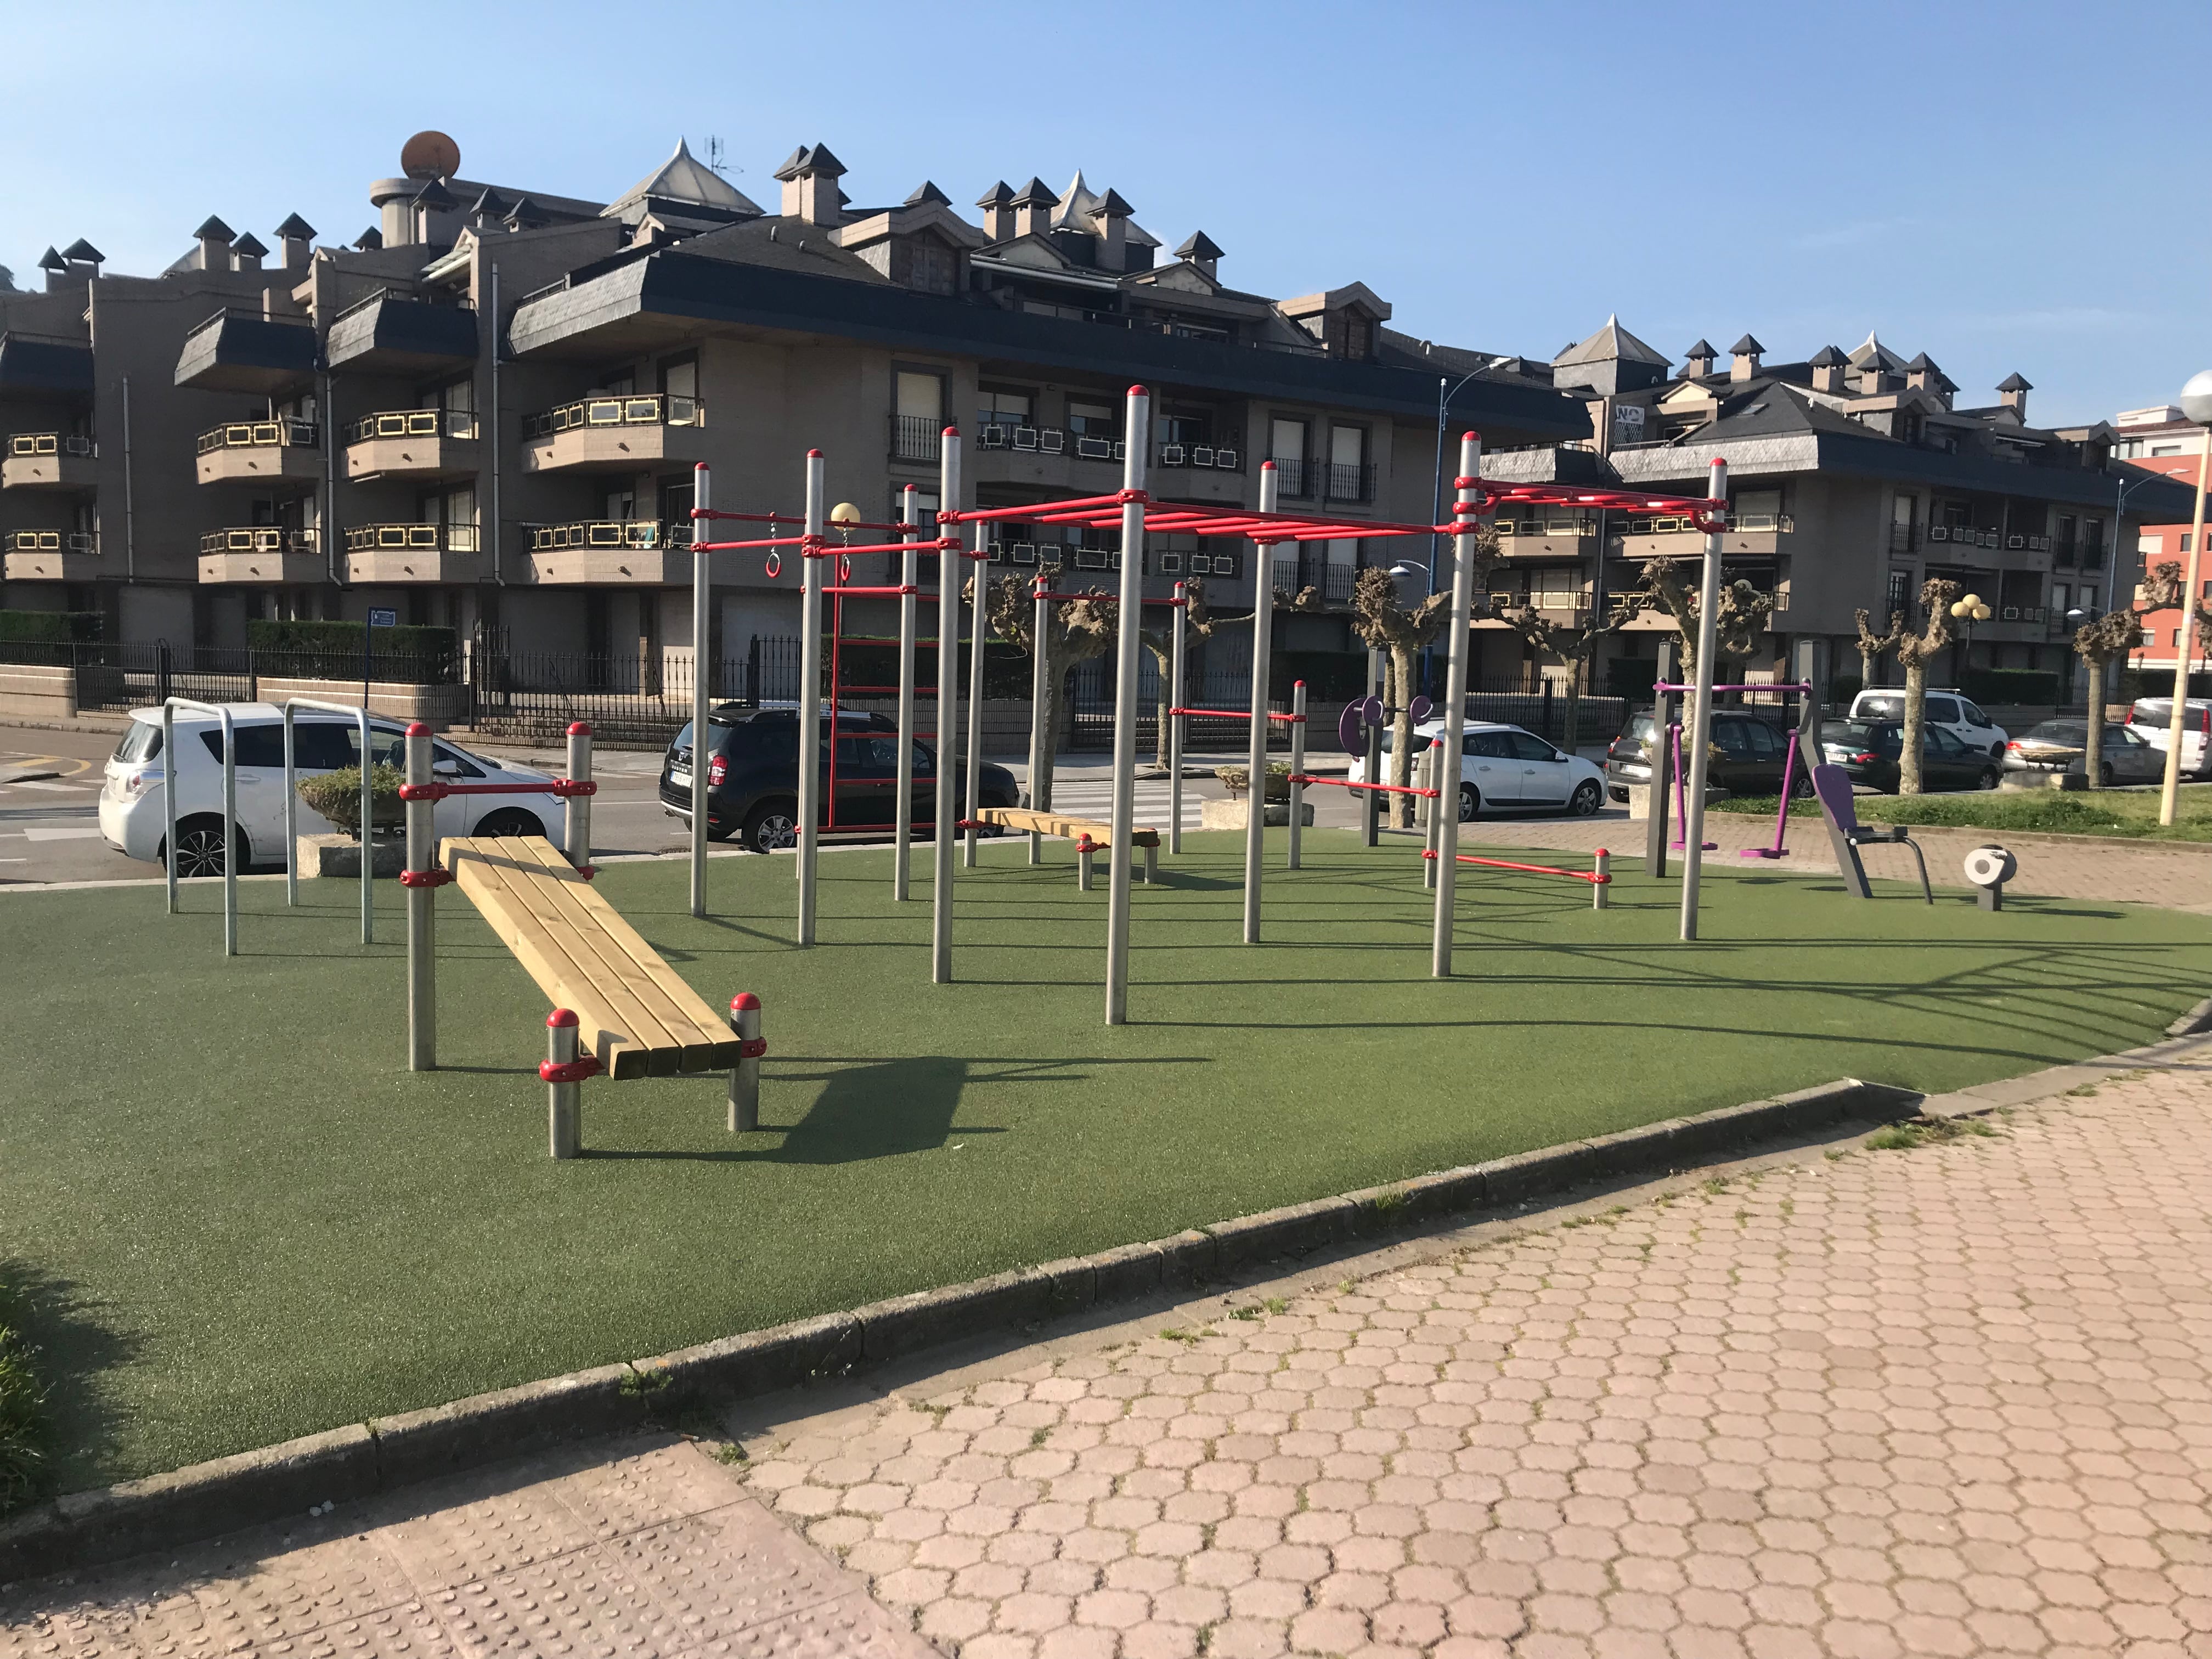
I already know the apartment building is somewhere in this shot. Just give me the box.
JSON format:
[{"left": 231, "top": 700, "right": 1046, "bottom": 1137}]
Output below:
[
  {"left": 1474, "top": 320, "right": 2196, "bottom": 696},
  {"left": 2102, "top": 404, "right": 2210, "bottom": 676},
  {"left": 0, "top": 131, "right": 1584, "bottom": 692}
]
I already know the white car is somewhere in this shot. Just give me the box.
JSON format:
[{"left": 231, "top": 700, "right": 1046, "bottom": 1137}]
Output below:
[
  {"left": 2125, "top": 698, "right": 2212, "bottom": 780},
  {"left": 1357, "top": 719, "right": 1607, "bottom": 820},
  {"left": 99, "top": 703, "right": 565, "bottom": 876},
  {"left": 1848, "top": 687, "right": 2007, "bottom": 758}
]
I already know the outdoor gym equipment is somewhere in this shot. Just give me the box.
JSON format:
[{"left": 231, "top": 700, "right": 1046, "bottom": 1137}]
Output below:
[
  {"left": 280, "top": 697, "right": 375, "bottom": 943},
  {"left": 1963, "top": 844, "right": 2017, "bottom": 911},
  {"left": 1809, "top": 762, "right": 1932, "bottom": 903},
  {"left": 1424, "top": 846, "right": 1612, "bottom": 910},
  {"left": 1652, "top": 679, "right": 1818, "bottom": 861},
  {"left": 161, "top": 696, "right": 238, "bottom": 956}
]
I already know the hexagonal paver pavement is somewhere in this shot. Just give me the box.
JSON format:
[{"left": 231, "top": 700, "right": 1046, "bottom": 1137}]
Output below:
[{"left": 741, "top": 1071, "right": 2212, "bottom": 1657}]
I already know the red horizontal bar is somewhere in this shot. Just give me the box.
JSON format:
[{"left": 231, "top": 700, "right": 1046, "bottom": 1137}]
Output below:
[
  {"left": 945, "top": 493, "right": 1140, "bottom": 523},
  {"left": 823, "top": 585, "right": 918, "bottom": 596},
  {"left": 1423, "top": 851, "right": 1606, "bottom": 883},
  {"left": 400, "top": 779, "right": 594, "bottom": 801},
  {"left": 811, "top": 538, "right": 964, "bottom": 558},
  {"left": 1033, "top": 592, "right": 1186, "bottom": 606},
  {"left": 1171, "top": 707, "right": 1306, "bottom": 723},
  {"left": 1290, "top": 774, "right": 1438, "bottom": 798},
  {"left": 693, "top": 534, "right": 807, "bottom": 552},
  {"left": 692, "top": 509, "right": 804, "bottom": 524}
]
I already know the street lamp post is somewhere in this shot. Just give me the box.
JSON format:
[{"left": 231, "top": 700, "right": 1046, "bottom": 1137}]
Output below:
[
  {"left": 1948, "top": 591, "right": 1992, "bottom": 682},
  {"left": 2159, "top": 370, "right": 2212, "bottom": 825}
]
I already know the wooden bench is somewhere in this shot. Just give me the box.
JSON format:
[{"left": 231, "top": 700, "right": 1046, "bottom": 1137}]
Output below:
[
  {"left": 443, "top": 834, "right": 742, "bottom": 1079},
  {"left": 972, "top": 806, "right": 1159, "bottom": 887}
]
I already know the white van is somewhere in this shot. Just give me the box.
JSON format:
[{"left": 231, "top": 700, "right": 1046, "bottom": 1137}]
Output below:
[
  {"left": 1847, "top": 688, "right": 2007, "bottom": 758},
  {"left": 2126, "top": 698, "right": 2212, "bottom": 779}
]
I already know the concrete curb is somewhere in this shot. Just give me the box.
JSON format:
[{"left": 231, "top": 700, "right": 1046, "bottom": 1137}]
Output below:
[
  {"left": 2168, "top": 995, "right": 2212, "bottom": 1039},
  {"left": 0, "top": 1074, "right": 1928, "bottom": 1578}
]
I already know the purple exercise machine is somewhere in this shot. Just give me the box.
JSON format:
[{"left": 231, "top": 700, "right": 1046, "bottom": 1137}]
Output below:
[{"left": 1654, "top": 680, "right": 1817, "bottom": 860}]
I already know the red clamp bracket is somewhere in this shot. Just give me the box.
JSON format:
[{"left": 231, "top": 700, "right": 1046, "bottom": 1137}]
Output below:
[
  {"left": 737, "top": 1037, "right": 767, "bottom": 1059},
  {"left": 549, "top": 779, "right": 598, "bottom": 798},
  {"left": 539, "top": 1054, "right": 604, "bottom": 1084},
  {"left": 398, "top": 781, "right": 447, "bottom": 802},
  {"left": 399, "top": 867, "right": 453, "bottom": 888},
  {"left": 573, "top": 864, "right": 597, "bottom": 881},
  {"left": 1691, "top": 507, "right": 1729, "bottom": 533},
  {"left": 1117, "top": 488, "right": 1152, "bottom": 504}
]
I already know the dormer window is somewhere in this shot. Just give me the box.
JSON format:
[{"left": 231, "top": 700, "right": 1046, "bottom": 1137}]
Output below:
[
  {"left": 904, "top": 237, "right": 955, "bottom": 296},
  {"left": 1344, "top": 312, "right": 1375, "bottom": 360}
]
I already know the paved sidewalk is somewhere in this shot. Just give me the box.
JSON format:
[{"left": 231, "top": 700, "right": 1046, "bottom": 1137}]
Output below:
[{"left": 12, "top": 1062, "right": 2212, "bottom": 1657}]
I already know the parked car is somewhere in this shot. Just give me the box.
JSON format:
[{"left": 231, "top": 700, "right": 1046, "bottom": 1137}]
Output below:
[
  {"left": 2004, "top": 720, "right": 2162, "bottom": 785},
  {"left": 1819, "top": 718, "right": 2001, "bottom": 793},
  {"left": 1358, "top": 720, "right": 1606, "bottom": 821},
  {"left": 2125, "top": 698, "right": 2212, "bottom": 779},
  {"left": 99, "top": 704, "right": 563, "bottom": 876},
  {"left": 1604, "top": 708, "right": 1812, "bottom": 803},
  {"left": 1848, "top": 687, "right": 2007, "bottom": 757},
  {"left": 662, "top": 706, "right": 1022, "bottom": 854}
]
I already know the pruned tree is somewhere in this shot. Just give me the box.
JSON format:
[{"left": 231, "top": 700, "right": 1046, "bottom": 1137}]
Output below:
[
  {"left": 1504, "top": 605, "right": 1617, "bottom": 758},
  {"left": 978, "top": 563, "right": 1114, "bottom": 812},
  {"left": 1854, "top": 608, "right": 1904, "bottom": 693},
  {"left": 2076, "top": 559, "right": 2185, "bottom": 786},
  {"left": 1893, "top": 577, "right": 1962, "bottom": 794},
  {"left": 1616, "top": 556, "right": 1775, "bottom": 768},
  {"left": 1348, "top": 525, "right": 1499, "bottom": 827}
]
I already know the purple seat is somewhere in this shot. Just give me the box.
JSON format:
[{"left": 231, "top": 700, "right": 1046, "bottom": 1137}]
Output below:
[{"left": 1809, "top": 763, "right": 1932, "bottom": 903}]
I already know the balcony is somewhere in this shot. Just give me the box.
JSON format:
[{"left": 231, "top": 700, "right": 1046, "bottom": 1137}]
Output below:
[
  {"left": 1614, "top": 515, "right": 1793, "bottom": 561},
  {"left": 2, "top": 528, "right": 99, "bottom": 582},
  {"left": 1155, "top": 442, "right": 1244, "bottom": 473},
  {"left": 890, "top": 414, "right": 943, "bottom": 464},
  {"left": 3, "top": 433, "right": 96, "bottom": 490},
  {"left": 196, "top": 417, "right": 321, "bottom": 485},
  {"left": 522, "top": 394, "right": 705, "bottom": 473},
  {"left": 970, "top": 422, "right": 1125, "bottom": 490},
  {"left": 1321, "top": 461, "right": 1375, "bottom": 505},
  {"left": 1272, "top": 557, "right": 1358, "bottom": 606},
  {"left": 0, "top": 330, "right": 93, "bottom": 397},
  {"left": 174, "top": 309, "right": 317, "bottom": 394},
  {"left": 198, "top": 527, "right": 323, "bottom": 585},
  {"left": 1889, "top": 522, "right": 1920, "bottom": 554},
  {"left": 345, "top": 408, "right": 481, "bottom": 481},
  {"left": 324, "top": 288, "right": 477, "bottom": 375},
  {"left": 344, "top": 522, "right": 480, "bottom": 584},
  {"left": 1486, "top": 589, "right": 1593, "bottom": 618},
  {"left": 1498, "top": 514, "right": 1600, "bottom": 559},
  {"left": 522, "top": 520, "right": 688, "bottom": 584}
]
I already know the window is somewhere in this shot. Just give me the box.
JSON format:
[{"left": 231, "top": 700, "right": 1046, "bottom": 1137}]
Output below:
[
  {"left": 1886, "top": 569, "right": 1911, "bottom": 611},
  {"left": 1892, "top": 494, "right": 1915, "bottom": 526},
  {"left": 1742, "top": 721, "right": 1782, "bottom": 760},
  {"left": 1506, "top": 731, "right": 1558, "bottom": 762},
  {"left": 1269, "top": 416, "right": 1308, "bottom": 462},
  {"left": 1466, "top": 731, "right": 1511, "bottom": 759},
  {"left": 896, "top": 371, "right": 942, "bottom": 424},
  {"left": 979, "top": 387, "right": 1032, "bottom": 432},
  {"left": 658, "top": 355, "right": 698, "bottom": 402},
  {"left": 1734, "top": 489, "right": 1782, "bottom": 531},
  {"left": 1159, "top": 410, "right": 1212, "bottom": 447},
  {"left": 892, "top": 486, "right": 939, "bottom": 530},
  {"left": 420, "top": 376, "right": 473, "bottom": 414},
  {"left": 1925, "top": 697, "right": 1959, "bottom": 723},
  {"left": 1342, "top": 311, "right": 1375, "bottom": 360},
  {"left": 904, "top": 238, "right": 956, "bottom": 296},
  {"left": 1330, "top": 424, "right": 1365, "bottom": 469},
  {"left": 2177, "top": 629, "right": 2187, "bottom": 649},
  {"left": 199, "top": 724, "right": 287, "bottom": 767},
  {"left": 1960, "top": 700, "right": 1988, "bottom": 725},
  {"left": 286, "top": 724, "right": 355, "bottom": 769},
  {"left": 1067, "top": 399, "right": 1118, "bottom": 438},
  {"left": 2186, "top": 534, "right": 2196, "bottom": 554},
  {"left": 2153, "top": 443, "right": 2185, "bottom": 457},
  {"left": 2052, "top": 584, "right": 2069, "bottom": 610}
]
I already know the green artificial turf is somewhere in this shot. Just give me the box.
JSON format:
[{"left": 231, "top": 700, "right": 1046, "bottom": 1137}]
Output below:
[
  {"left": 6, "top": 830, "right": 2210, "bottom": 1490},
  {"left": 1716, "top": 784, "right": 2212, "bottom": 840}
]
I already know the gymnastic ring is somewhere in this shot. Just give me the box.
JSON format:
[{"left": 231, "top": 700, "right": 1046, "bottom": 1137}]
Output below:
[{"left": 764, "top": 550, "right": 782, "bottom": 579}]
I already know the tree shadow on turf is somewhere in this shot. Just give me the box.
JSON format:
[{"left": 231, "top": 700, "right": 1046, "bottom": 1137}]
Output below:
[{"left": 0, "top": 1257, "right": 140, "bottom": 1503}]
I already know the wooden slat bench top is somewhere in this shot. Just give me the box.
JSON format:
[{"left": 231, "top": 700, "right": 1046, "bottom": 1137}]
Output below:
[
  {"left": 443, "top": 836, "right": 739, "bottom": 1081},
  {"left": 975, "top": 806, "right": 1159, "bottom": 849}
]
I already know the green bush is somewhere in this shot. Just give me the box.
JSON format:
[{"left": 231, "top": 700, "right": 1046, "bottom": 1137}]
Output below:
[
  {"left": 0, "top": 1268, "right": 50, "bottom": 1518},
  {"left": 0, "top": 610, "right": 100, "bottom": 644},
  {"left": 296, "top": 765, "right": 405, "bottom": 834},
  {"left": 246, "top": 620, "right": 458, "bottom": 685},
  {"left": 1959, "top": 668, "right": 2059, "bottom": 707}
]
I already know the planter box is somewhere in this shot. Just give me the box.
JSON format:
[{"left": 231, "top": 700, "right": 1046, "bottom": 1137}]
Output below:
[
  {"left": 1201, "top": 799, "right": 1314, "bottom": 830},
  {"left": 257, "top": 676, "right": 466, "bottom": 727},
  {"left": 1998, "top": 771, "right": 2086, "bottom": 793},
  {"left": 295, "top": 832, "right": 407, "bottom": 878},
  {"left": 0, "top": 663, "right": 77, "bottom": 720}
]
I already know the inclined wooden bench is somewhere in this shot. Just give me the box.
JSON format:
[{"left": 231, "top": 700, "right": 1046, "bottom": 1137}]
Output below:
[{"left": 972, "top": 806, "right": 1160, "bottom": 888}]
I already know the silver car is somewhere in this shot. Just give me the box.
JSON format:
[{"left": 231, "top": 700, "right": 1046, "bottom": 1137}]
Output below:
[{"left": 2001, "top": 720, "right": 2162, "bottom": 785}]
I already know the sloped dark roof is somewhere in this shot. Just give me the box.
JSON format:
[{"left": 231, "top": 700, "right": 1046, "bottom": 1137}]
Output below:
[
  {"left": 1729, "top": 333, "right": 1764, "bottom": 356},
  {"left": 354, "top": 228, "right": 385, "bottom": 250},
  {"left": 231, "top": 233, "right": 269, "bottom": 258},
  {"left": 1089, "top": 187, "right": 1135, "bottom": 218},
  {"left": 413, "top": 178, "right": 457, "bottom": 210},
  {"left": 193, "top": 216, "right": 235, "bottom": 241},
  {"left": 1683, "top": 338, "right": 1716, "bottom": 358},
  {"left": 1808, "top": 345, "right": 1846, "bottom": 367},
  {"left": 274, "top": 212, "right": 317, "bottom": 240},
  {"left": 1904, "top": 351, "right": 1936, "bottom": 371},
  {"left": 974, "top": 180, "right": 1014, "bottom": 207},
  {"left": 1998, "top": 371, "right": 2033, "bottom": 391},
  {"left": 1175, "top": 230, "right": 1224, "bottom": 263},
  {"left": 1009, "top": 177, "right": 1058, "bottom": 207},
  {"left": 36, "top": 246, "right": 65, "bottom": 272},
  {"left": 471, "top": 188, "right": 511, "bottom": 219},
  {"left": 905, "top": 181, "right": 950, "bottom": 207},
  {"left": 60, "top": 238, "right": 103, "bottom": 263}
]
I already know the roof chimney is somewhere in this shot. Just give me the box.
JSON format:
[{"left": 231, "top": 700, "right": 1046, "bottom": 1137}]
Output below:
[
  {"left": 353, "top": 226, "right": 385, "bottom": 251},
  {"left": 60, "top": 238, "right": 104, "bottom": 281},
  {"left": 1997, "top": 372, "right": 2032, "bottom": 421},
  {"left": 1174, "top": 229, "right": 1222, "bottom": 281},
  {"left": 1728, "top": 333, "right": 1764, "bottom": 382},
  {"left": 773, "top": 144, "right": 846, "bottom": 227},
  {"left": 274, "top": 213, "right": 316, "bottom": 269},
  {"left": 1009, "top": 177, "right": 1056, "bottom": 239},
  {"left": 1086, "top": 188, "right": 1134, "bottom": 269},
  {"left": 974, "top": 181, "right": 1015, "bottom": 241},
  {"left": 410, "top": 178, "right": 458, "bottom": 246},
  {"left": 37, "top": 246, "right": 68, "bottom": 292},
  {"left": 193, "top": 215, "right": 236, "bottom": 272},
  {"left": 1808, "top": 345, "right": 1847, "bottom": 395},
  {"left": 1681, "top": 338, "right": 1716, "bottom": 380},
  {"left": 231, "top": 232, "right": 268, "bottom": 272}
]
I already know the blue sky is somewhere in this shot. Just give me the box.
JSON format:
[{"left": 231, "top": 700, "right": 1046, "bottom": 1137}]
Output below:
[{"left": 3, "top": 0, "right": 2203, "bottom": 426}]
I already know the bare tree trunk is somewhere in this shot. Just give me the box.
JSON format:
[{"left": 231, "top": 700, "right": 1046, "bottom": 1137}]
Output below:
[
  {"left": 1561, "top": 675, "right": 1583, "bottom": 759},
  {"left": 2083, "top": 656, "right": 2108, "bottom": 789},
  {"left": 1032, "top": 653, "right": 1062, "bottom": 811},
  {"left": 1900, "top": 659, "right": 1927, "bottom": 794},
  {"left": 1146, "top": 639, "right": 1171, "bottom": 770},
  {"left": 1387, "top": 643, "right": 1419, "bottom": 827},
  {"left": 1860, "top": 648, "right": 1874, "bottom": 689}
]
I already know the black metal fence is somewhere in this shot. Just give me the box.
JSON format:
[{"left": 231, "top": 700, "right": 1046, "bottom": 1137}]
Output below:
[{"left": 0, "top": 639, "right": 458, "bottom": 714}]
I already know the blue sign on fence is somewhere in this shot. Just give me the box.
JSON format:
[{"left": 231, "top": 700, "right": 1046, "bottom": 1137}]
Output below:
[{"left": 367, "top": 607, "right": 398, "bottom": 629}]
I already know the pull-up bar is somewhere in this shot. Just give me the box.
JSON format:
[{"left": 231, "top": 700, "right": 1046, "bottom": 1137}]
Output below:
[
  {"left": 1290, "top": 773, "right": 1440, "bottom": 799},
  {"left": 1171, "top": 706, "right": 1307, "bottom": 723},
  {"left": 1654, "top": 680, "right": 1813, "bottom": 695},
  {"left": 1031, "top": 590, "right": 1187, "bottom": 606}
]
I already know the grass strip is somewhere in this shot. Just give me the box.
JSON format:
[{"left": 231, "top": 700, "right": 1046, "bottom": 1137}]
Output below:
[
  {"left": 0, "top": 1266, "right": 52, "bottom": 1517},
  {"left": 1713, "top": 787, "right": 2212, "bottom": 841}
]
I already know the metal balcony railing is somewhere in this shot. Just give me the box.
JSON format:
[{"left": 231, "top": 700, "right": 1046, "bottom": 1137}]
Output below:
[
  {"left": 5, "top": 529, "right": 98, "bottom": 554},
  {"left": 1499, "top": 515, "right": 1599, "bottom": 539},
  {"left": 1268, "top": 457, "right": 1312, "bottom": 498},
  {"left": 200, "top": 527, "right": 319, "bottom": 555},
  {"left": 8, "top": 433, "right": 95, "bottom": 458},
  {"left": 345, "top": 408, "right": 479, "bottom": 444},
  {"left": 523, "top": 393, "right": 702, "bottom": 440},
  {"left": 345, "top": 523, "right": 479, "bottom": 554},
  {"left": 1889, "top": 522, "right": 1920, "bottom": 553},
  {"left": 1272, "top": 558, "right": 1357, "bottom": 603},
  {"left": 890, "top": 414, "right": 943, "bottom": 462},
  {"left": 1155, "top": 442, "right": 1243, "bottom": 472},
  {"left": 196, "top": 417, "right": 318, "bottom": 454},
  {"left": 528, "top": 520, "right": 677, "bottom": 551},
  {"left": 1322, "top": 461, "right": 1375, "bottom": 503}
]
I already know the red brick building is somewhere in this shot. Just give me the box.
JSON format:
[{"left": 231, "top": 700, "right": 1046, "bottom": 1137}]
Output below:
[{"left": 2112, "top": 405, "right": 2211, "bottom": 676}]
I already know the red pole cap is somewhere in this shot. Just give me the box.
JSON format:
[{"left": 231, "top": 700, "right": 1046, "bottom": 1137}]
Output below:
[
  {"left": 1461, "top": 430, "right": 1481, "bottom": 442},
  {"left": 731, "top": 991, "right": 761, "bottom": 1012},
  {"left": 405, "top": 720, "right": 431, "bottom": 736},
  {"left": 1595, "top": 848, "right": 1609, "bottom": 857},
  {"left": 567, "top": 721, "right": 592, "bottom": 737},
  {"left": 1294, "top": 678, "right": 1306, "bottom": 687},
  {"left": 694, "top": 461, "right": 708, "bottom": 471},
  {"left": 941, "top": 424, "right": 960, "bottom": 437},
  {"left": 1127, "top": 384, "right": 1148, "bottom": 397},
  {"left": 548, "top": 1008, "right": 579, "bottom": 1029}
]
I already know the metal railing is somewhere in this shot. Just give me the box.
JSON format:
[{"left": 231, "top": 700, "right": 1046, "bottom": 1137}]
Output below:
[
  {"left": 890, "top": 414, "right": 943, "bottom": 462},
  {"left": 200, "top": 527, "right": 320, "bottom": 556},
  {"left": 1269, "top": 457, "right": 1312, "bottom": 498},
  {"left": 1322, "top": 461, "right": 1375, "bottom": 503},
  {"left": 1499, "top": 515, "right": 1600, "bottom": 538},
  {"left": 528, "top": 519, "right": 679, "bottom": 551},
  {"left": 1155, "top": 442, "right": 1243, "bottom": 471},
  {"left": 4, "top": 529, "right": 98, "bottom": 554},
  {"left": 522, "top": 393, "right": 701, "bottom": 439},
  {"left": 8, "top": 432, "right": 94, "bottom": 458},
  {"left": 344, "top": 408, "right": 479, "bottom": 444},
  {"left": 467, "top": 637, "right": 802, "bottom": 744},
  {"left": 1889, "top": 522, "right": 1920, "bottom": 553},
  {"left": 184, "top": 307, "right": 314, "bottom": 342},
  {"left": 345, "top": 522, "right": 479, "bottom": 553},
  {"left": 1272, "top": 558, "right": 1358, "bottom": 604},
  {"left": 197, "top": 417, "right": 318, "bottom": 454}
]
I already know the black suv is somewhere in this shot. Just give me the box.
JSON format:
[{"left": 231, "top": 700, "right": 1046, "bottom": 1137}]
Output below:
[
  {"left": 1605, "top": 708, "right": 1812, "bottom": 803},
  {"left": 661, "top": 707, "right": 1022, "bottom": 854}
]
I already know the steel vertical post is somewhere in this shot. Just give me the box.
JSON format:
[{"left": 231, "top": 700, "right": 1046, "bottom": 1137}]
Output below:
[
  {"left": 1286, "top": 679, "right": 1307, "bottom": 868},
  {"left": 1432, "top": 433, "right": 1481, "bottom": 978},
  {"left": 690, "top": 461, "right": 710, "bottom": 918},
  {"left": 547, "top": 1009, "right": 581, "bottom": 1159},
  {"left": 405, "top": 721, "right": 435, "bottom": 1070},
  {"left": 1169, "top": 581, "right": 1187, "bottom": 856},
  {"left": 1243, "top": 461, "right": 1279, "bottom": 944},
  {"left": 964, "top": 520, "right": 986, "bottom": 869},
  {"left": 1680, "top": 459, "right": 1728, "bottom": 941},
  {"left": 1363, "top": 647, "right": 1382, "bottom": 848},
  {"left": 1028, "top": 575, "right": 1049, "bottom": 865},
  {"left": 728, "top": 991, "right": 763, "bottom": 1133},
  {"left": 1645, "top": 640, "right": 1675, "bottom": 879},
  {"left": 1424, "top": 740, "right": 1441, "bottom": 890},
  {"left": 219, "top": 711, "right": 236, "bottom": 957},
  {"left": 1105, "top": 386, "right": 1150, "bottom": 1024},
  {"left": 1593, "top": 848, "right": 1610, "bottom": 910},
  {"left": 2160, "top": 427, "right": 2211, "bottom": 824},
  {"left": 564, "top": 722, "right": 592, "bottom": 868},
  {"left": 933, "top": 428, "right": 961, "bottom": 983},
  {"left": 797, "top": 450, "right": 825, "bottom": 945},
  {"left": 162, "top": 702, "right": 178, "bottom": 914},
  {"left": 895, "top": 484, "right": 918, "bottom": 899}
]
